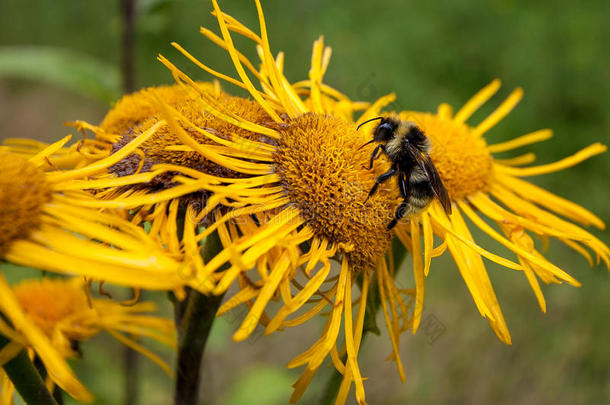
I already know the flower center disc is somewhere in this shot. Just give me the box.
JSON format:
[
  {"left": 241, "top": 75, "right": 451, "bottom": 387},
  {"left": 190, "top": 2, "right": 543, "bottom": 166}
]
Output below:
[
  {"left": 274, "top": 114, "right": 397, "bottom": 271},
  {"left": 104, "top": 85, "right": 275, "bottom": 213},
  {"left": 405, "top": 112, "right": 494, "bottom": 199},
  {"left": 107, "top": 85, "right": 273, "bottom": 184},
  {"left": 0, "top": 153, "right": 52, "bottom": 256},
  {"left": 13, "top": 279, "right": 88, "bottom": 337}
]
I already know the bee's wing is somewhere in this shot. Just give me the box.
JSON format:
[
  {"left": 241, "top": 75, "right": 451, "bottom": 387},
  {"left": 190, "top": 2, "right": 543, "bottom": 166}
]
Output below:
[{"left": 409, "top": 147, "right": 452, "bottom": 215}]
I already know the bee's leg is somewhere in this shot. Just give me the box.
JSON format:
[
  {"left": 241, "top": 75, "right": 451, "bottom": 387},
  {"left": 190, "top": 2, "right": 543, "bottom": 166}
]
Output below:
[
  {"left": 364, "top": 166, "right": 397, "bottom": 203},
  {"left": 367, "top": 144, "right": 385, "bottom": 170},
  {"left": 388, "top": 199, "right": 409, "bottom": 230},
  {"left": 398, "top": 172, "right": 410, "bottom": 199},
  {"left": 388, "top": 174, "right": 411, "bottom": 229}
]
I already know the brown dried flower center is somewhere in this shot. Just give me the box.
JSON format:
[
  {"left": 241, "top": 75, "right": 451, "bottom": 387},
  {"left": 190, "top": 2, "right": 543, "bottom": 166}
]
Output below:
[{"left": 102, "top": 84, "right": 275, "bottom": 211}]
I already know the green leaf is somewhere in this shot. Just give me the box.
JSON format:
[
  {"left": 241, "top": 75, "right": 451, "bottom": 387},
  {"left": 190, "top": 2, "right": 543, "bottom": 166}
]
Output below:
[{"left": 0, "top": 46, "right": 120, "bottom": 103}]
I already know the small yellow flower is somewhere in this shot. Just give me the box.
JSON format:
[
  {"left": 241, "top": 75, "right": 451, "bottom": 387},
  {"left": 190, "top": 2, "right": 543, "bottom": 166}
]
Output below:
[
  {"left": 0, "top": 277, "right": 174, "bottom": 403},
  {"left": 390, "top": 80, "right": 608, "bottom": 344}
]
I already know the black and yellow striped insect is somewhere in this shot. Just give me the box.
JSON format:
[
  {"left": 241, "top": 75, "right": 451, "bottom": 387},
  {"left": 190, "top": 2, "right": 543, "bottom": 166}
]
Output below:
[{"left": 358, "top": 115, "right": 452, "bottom": 229}]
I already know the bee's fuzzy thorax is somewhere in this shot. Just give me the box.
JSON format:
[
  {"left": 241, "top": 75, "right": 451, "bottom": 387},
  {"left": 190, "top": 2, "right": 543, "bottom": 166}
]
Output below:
[{"left": 385, "top": 135, "right": 402, "bottom": 159}]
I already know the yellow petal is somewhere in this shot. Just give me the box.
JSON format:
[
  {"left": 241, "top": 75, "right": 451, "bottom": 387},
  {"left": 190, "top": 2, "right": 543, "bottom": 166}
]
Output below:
[
  {"left": 495, "top": 143, "right": 607, "bottom": 177},
  {"left": 454, "top": 79, "right": 501, "bottom": 123}
]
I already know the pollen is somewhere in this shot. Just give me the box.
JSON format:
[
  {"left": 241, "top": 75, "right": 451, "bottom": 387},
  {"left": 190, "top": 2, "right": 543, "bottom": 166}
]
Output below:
[
  {"left": 0, "top": 153, "right": 52, "bottom": 257},
  {"left": 274, "top": 113, "right": 397, "bottom": 271},
  {"left": 403, "top": 111, "right": 494, "bottom": 199},
  {"left": 13, "top": 278, "right": 88, "bottom": 337}
]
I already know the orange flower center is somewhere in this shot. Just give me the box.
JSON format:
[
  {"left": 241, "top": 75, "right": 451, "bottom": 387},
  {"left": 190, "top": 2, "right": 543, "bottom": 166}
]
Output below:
[
  {"left": 274, "top": 113, "right": 399, "bottom": 271},
  {"left": 13, "top": 279, "right": 89, "bottom": 337}
]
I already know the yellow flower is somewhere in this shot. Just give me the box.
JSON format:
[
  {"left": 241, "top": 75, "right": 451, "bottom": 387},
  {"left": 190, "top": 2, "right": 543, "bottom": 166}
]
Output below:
[
  {"left": 0, "top": 137, "right": 208, "bottom": 401},
  {"left": 392, "top": 80, "right": 608, "bottom": 344},
  {"left": 0, "top": 137, "right": 211, "bottom": 292},
  {"left": 81, "top": 1, "right": 420, "bottom": 403},
  {"left": 50, "top": 0, "right": 416, "bottom": 402},
  {"left": 0, "top": 277, "right": 174, "bottom": 403},
  {"left": 63, "top": 80, "right": 285, "bottom": 294}
]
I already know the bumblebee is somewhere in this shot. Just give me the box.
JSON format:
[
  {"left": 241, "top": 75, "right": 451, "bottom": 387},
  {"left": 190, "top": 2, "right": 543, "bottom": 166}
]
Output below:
[{"left": 358, "top": 115, "right": 452, "bottom": 229}]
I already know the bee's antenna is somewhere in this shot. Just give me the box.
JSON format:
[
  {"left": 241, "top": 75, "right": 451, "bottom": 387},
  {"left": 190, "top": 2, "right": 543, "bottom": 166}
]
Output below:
[
  {"left": 356, "top": 116, "right": 384, "bottom": 131},
  {"left": 358, "top": 139, "right": 375, "bottom": 150}
]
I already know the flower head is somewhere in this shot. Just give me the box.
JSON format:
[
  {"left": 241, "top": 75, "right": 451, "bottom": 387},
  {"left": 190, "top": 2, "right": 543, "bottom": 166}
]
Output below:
[
  {"left": 152, "top": 3, "right": 607, "bottom": 400},
  {"left": 391, "top": 79, "right": 608, "bottom": 343},
  {"left": 0, "top": 138, "right": 204, "bottom": 401},
  {"left": 67, "top": 1, "right": 418, "bottom": 402},
  {"left": 0, "top": 276, "right": 174, "bottom": 402},
  {"left": 0, "top": 144, "right": 199, "bottom": 292}
]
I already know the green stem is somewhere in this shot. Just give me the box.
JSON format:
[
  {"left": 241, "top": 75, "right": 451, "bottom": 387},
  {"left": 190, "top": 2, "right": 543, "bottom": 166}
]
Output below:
[
  {"left": 320, "top": 237, "right": 408, "bottom": 405},
  {"left": 33, "top": 356, "right": 64, "bottom": 405},
  {"left": 0, "top": 336, "right": 58, "bottom": 405},
  {"left": 123, "top": 336, "right": 139, "bottom": 405},
  {"left": 52, "top": 387, "right": 64, "bottom": 405},
  {"left": 173, "top": 231, "right": 227, "bottom": 405},
  {"left": 119, "top": 2, "right": 139, "bottom": 402}
]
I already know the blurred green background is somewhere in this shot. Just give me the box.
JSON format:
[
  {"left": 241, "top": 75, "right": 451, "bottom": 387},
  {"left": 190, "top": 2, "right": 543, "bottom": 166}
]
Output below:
[{"left": 1, "top": 0, "right": 608, "bottom": 404}]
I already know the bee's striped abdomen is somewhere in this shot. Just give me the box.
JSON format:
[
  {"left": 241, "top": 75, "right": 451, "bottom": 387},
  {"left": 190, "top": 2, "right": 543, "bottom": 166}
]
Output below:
[{"left": 406, "top": 169, "right": 433, "bottom": 216}]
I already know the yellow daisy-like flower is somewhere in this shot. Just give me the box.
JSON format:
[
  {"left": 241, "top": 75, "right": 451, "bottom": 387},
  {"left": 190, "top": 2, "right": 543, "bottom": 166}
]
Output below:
[
  {"left": 391, "top": 80, "right": 608, "bottom": 344},
  {"left": 0, "top": 276, "right": 174, "bottom": 403},
  {"left": 0, "top": 138, "right": 208, "bottom": 293},
  {"left": 66, "top": 81, "right": 284, "bottom": 294},
  {"left": 0, "top": 138, "right": 208, "bottom": 401},
  {"left": 66, "top": 1, "right": 415, "bottom": 403}
]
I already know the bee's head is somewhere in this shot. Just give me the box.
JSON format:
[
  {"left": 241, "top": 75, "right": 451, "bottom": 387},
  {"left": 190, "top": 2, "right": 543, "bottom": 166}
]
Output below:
[
  {"left": 373, "top": 118, "right": 398, "bottom": 143},
  {"left": 357, "top": 116, "right": 398, "bottom": 148}
]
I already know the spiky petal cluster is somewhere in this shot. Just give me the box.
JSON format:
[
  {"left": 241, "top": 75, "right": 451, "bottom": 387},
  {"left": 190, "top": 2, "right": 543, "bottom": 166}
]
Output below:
[{"left": 393, "top": 80, "right": 608, "bottom": 343}]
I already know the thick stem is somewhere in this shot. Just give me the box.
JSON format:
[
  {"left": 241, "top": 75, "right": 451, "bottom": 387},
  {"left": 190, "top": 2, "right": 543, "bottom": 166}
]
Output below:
[
  {"left": 173, "top": 231, "right": 227, "bottom": 405},
  {"left": 0, "top": 336, "right": 58, "bottom": 405},
  {"left": 320, "top": 237, "right": 408, "bottom": 405}
]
